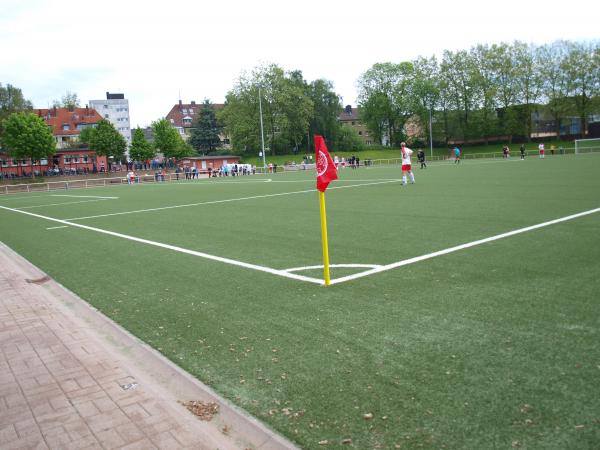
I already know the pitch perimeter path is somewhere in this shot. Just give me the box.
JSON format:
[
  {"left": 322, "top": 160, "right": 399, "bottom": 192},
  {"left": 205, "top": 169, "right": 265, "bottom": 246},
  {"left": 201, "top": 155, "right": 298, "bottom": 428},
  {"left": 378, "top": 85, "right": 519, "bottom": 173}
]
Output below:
[{"left": 0, "top": 243, "right": 297, "bottom": 450}]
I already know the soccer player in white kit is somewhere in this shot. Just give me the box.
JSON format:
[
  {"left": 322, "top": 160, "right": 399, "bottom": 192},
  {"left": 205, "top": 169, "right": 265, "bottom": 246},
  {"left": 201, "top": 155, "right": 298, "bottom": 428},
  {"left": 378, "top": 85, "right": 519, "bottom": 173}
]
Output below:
[{"left": 400, "top": 142, "right": 415, "bottom": 185}]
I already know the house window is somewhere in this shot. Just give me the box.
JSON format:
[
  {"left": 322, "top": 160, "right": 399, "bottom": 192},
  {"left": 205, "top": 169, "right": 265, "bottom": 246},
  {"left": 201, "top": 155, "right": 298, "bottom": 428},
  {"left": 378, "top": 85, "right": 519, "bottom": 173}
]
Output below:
[
  {"left": 82, "top": 155, "right": 89, "bottom": 163},
  {"left": 1, "top": 160, "right": 8, "bottom": 167},
  {"left": 351, "top": 121, "right": 355, "bottom": 125},
  {"left": 104, "top": 104, "right": 108, "bottom": 108},
  {"left": 64, "top": 156, "right": 71, "bottom": 163},
  {"left": 104, "top": 114, "right": 109, "bottom": 118},
  {"left": 358, "top": 131, "right": 362, "bottom": 135},
  {"left": 62, "top": 123, "right": 70, "bottom": 130}
]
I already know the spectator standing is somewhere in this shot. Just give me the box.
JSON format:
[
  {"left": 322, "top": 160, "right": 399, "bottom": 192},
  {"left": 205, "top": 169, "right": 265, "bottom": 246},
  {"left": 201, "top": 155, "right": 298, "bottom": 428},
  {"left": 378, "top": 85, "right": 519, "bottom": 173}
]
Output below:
[
  {"left": 539, "top": 143, "right": 545, "bottom": 159},
  {"left": 520, "top": 144, "right": 526, "bottom": 160}
]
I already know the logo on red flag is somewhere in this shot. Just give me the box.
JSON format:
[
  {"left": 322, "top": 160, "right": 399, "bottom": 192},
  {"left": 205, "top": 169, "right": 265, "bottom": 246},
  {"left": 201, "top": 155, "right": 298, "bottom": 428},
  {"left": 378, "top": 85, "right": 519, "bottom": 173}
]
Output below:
[{"left": 315, "top": 134, "right": 338, "bottom": 192}]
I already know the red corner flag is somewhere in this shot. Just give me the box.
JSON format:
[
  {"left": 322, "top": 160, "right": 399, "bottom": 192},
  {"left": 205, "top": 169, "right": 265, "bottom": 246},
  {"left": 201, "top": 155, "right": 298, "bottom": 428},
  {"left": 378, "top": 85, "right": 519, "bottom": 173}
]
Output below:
[{"left": 315, "top": 135, "right": 338, "bottom": 192}]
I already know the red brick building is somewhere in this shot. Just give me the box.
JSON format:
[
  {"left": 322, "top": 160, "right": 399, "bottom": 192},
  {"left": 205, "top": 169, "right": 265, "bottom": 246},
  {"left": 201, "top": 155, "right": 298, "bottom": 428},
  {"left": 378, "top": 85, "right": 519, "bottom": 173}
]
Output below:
[
  {"left": 165, "top": 100, "right": 228, "bottom": 146},
  {"left": 0, "top": 107, "right": 108, "bottom": 177}
]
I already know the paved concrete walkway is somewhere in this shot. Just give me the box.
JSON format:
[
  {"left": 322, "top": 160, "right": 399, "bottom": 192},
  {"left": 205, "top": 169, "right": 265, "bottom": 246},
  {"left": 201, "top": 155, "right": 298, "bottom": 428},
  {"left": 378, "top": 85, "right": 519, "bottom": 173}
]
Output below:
[{"left": 0, "top": 243, "right": 296, "bottom": 450}]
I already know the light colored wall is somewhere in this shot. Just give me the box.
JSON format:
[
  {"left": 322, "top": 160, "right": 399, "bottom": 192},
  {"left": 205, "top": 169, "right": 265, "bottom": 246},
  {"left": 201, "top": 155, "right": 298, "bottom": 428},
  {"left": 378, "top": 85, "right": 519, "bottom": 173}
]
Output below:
[{"left": 89, "top": 98, "right": 132, "bottom": 150}]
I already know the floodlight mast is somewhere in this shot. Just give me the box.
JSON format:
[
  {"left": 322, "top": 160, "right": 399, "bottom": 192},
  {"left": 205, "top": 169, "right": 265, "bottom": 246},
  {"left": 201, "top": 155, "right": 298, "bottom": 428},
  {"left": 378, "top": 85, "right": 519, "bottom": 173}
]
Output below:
[
  {"left": 429, "top": 107, "right": 433, "bottom": 158},
  {"left": 258, "top": 87, "right": 266, "bottom": 174}
]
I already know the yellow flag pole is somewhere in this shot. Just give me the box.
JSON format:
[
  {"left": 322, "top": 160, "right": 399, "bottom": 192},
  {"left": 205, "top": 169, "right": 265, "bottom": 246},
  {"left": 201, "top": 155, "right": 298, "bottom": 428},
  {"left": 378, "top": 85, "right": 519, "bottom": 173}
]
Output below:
[{"left": 318, "top": 191, "right": 331, "bottom": 286}]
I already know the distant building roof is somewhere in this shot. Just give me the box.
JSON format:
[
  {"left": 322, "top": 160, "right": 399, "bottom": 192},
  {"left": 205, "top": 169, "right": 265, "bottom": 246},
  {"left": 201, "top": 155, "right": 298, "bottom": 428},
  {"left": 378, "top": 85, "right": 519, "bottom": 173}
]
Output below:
[
  {"left": 338, "top": 105, "right": 360, "bottom": 121},
  {"left": 34, "top": 107, "right": 103, "bottom": 136},
  {"left": 106, "top": 92, "right": 125, "bottom": 100},
  {"left": 166, "top": 101, "right": 224, "bottom": 128}
]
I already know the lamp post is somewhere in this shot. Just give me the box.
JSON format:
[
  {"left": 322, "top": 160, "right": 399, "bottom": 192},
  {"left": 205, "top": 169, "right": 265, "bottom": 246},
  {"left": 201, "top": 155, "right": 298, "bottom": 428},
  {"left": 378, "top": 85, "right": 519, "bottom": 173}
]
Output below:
[
  {"left": 429, "top": 106, "right": 433, "bottom": 159},
  {"left": 258, "top": 87, "right": 266, "bottom": 174}
]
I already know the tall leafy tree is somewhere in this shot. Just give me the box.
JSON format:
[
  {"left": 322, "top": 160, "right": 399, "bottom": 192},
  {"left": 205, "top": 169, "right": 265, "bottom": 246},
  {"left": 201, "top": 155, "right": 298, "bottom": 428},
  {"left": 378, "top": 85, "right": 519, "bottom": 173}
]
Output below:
[
  {"left": 562, "top": 41, "right": 600, "bottom": 137},
  {"left": 411, "top": 56, "right": 441, "bottom": 146},
  {"left": 189, "top": 99, "right": 222, "bottom": 154},
  {"left": 357, "top": 62, "right": 416, "bottom": 147},
  {"left": 306, "top": 79, "right": 342, "bottom": 151},
  {"left": 53, "top": 91, "right": 80, "bottom": 109},
  {"left": 538, "top": 41, "right": 571, "bottom": 139},
  {"left": 86, "top": 119, "right": 127, "bottom": 169},
  {"left": 1, "top": 112, "right": 55, "bottom": 177},
  {"left": 470, "top": 44, "right": 499, "bottom": 143},
  {"left": 440, "top": 50, "right": 479, "bottom": 141},
  {"left": 129, "top": 127, "right": 155, "bottom": 162},
  {"left": 220, "top": 64, "right": 313, "bottom": 155},
  {"left": 152, "top": 118, "right": 187, "bottom": 160},
  {"left": 514, "top": 42, "right": 543, "bottom": 141},
  {"left": 0, "top": 83, "right": 33, "bottom": 134}
]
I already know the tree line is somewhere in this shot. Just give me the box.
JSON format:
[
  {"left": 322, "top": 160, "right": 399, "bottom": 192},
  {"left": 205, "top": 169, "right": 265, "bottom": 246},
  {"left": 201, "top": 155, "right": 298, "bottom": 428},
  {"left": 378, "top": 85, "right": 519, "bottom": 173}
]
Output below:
[
  {"left": 357, "top": 40, "right": 599, "bottom": 147},
  {"left": 1, "top": 39, "right": 598, "bottom": 167}
]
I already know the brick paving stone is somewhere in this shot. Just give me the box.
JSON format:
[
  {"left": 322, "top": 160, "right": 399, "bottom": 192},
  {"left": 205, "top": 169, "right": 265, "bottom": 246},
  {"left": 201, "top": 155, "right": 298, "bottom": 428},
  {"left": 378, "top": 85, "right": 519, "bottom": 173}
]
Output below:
[{"left": 0, "top": 243, "right": 297, "bottom": 450}]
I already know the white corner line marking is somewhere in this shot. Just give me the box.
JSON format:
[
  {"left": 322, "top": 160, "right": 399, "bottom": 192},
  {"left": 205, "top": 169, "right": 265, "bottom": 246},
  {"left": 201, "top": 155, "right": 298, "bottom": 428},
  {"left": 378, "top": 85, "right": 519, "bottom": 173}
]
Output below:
[
  {"left": 283, "top": 263, "right": 382, "bottom": 273},
  {"left": 329, "top": 207, "right": 600, "bottom": 285},
  {"left": 46, "top": 226, "right": 69, "bottom": 230},
  {"left": 0, "top": 205, "right": 323, "bottom": 285}
]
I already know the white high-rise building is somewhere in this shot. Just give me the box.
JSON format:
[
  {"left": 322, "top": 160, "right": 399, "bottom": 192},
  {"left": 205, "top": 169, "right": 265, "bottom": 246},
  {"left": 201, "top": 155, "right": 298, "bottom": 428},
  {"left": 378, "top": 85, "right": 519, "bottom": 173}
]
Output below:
[{"left": 89, "top": 92, "right": 132, "bottom": 152}]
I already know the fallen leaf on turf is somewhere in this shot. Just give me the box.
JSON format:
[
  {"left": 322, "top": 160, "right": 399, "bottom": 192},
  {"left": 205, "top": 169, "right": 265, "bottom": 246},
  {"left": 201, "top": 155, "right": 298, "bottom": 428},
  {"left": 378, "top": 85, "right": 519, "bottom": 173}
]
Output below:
[
  {"left": 575, "top": 425, "right": 584, "bottom": 430},
  {"left": 363, "top": 413, "right": 373, "bottom": 420},
  {"left": 342, "top": 438, "right": 352, "bottom": 444},
  {"left": 318, "top": 440, "right": 329, "bottom": 445}
]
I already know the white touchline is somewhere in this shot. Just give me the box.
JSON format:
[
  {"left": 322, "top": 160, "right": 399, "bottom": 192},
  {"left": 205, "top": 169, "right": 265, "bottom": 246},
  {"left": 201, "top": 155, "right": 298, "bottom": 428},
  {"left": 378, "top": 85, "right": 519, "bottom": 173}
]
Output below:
[
  {"left": 65, "top": 179, "right": 401, "bottom": 221},
  {"left": 328, "top": 207, "right": 600, "bottom": 285},
  {"left": 0, "top": 205, "right": 323, "bottom": 285},
  {"left": 46, "top": 226, "right": 68, "bottom": 230},
  {"left": 51, "top": 195, "right": 119, "bottom": 199}
]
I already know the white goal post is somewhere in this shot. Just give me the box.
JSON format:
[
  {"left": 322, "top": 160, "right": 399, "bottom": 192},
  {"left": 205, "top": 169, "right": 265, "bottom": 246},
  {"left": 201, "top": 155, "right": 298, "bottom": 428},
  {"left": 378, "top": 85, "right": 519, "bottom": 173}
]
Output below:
[{"left": 574, "top": 138, "right": 600, "bottom": 155}]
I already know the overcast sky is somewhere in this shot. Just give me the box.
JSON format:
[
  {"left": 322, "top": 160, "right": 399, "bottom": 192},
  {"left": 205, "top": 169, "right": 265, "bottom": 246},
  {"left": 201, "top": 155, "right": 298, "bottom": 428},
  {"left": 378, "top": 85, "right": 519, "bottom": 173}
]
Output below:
[{"left": 1, "top": 0, "right": 598, "bottom": 128}]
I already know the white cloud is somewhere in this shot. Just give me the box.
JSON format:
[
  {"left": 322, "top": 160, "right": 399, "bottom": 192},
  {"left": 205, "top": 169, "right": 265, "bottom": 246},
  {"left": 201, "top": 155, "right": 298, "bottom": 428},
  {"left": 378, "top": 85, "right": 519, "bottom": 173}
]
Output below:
[{"left": 1, "top": 0, "right": 598, "bottom": 127}]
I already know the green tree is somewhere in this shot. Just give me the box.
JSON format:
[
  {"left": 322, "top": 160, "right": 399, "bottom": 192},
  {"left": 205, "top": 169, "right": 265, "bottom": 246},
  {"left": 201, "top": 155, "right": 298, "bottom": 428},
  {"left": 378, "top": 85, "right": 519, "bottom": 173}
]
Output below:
[
  {"left": 538, "top": 41, "right": 571, "bottom": 139},
  {"left": 514, "top": 42, "right": 544, "bottom": 142},
  {"left": 337, "top": 124, "right": 365, "bottom": 151},
  {"left": 86, "top": 119, "right": 127, "bottom": 170},
  {"left": 53, "top": 91, "right": 80, "bottom": 109},
  {"left": 562, "top": 41, "right": 600, "bottom": 137},
  {"left": 1, "top": 112, "right": 55, "bottom": 177},
  {"left": 306, "top": 79, "right": 342, "bottom": 151},
  {"left": 0, "top": 83, "right": 33, "bottom": 134},
  {"left": 411, "top": 56, "right": 441, "bottom": 146},
  {"left": 220, "top": 64, "right": 313, "bottom": 155},
  {"left": 440, "top": 50, "right": 479, "bottom": 142},
  {"left": 152, "top": 118, "right": 186, "bottom": 161},
  {"left": 189, "top": 99, "right": 222, "bottom": 154},
  {"left": 357, "top": 62, "right": 415, "bottom": 147},
  {"left": 470, "top": 44, "right": 499, "bottom": 143},
  {"left": 129, "top": 127, "right": 155, "bottom": 162}
]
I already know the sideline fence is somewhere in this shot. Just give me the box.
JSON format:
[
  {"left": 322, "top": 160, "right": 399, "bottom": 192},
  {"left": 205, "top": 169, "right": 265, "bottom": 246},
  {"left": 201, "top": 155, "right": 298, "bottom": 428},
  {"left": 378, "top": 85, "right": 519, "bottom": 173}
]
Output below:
[{"left": 3, "top": 146, "right": 599, "bottom": 195}]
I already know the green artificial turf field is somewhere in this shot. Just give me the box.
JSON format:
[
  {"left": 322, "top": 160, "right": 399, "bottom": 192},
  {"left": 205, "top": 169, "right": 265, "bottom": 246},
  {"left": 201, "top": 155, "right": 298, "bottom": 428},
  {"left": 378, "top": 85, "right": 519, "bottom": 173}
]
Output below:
[{"left": 1, "top": 154, "right": 599, "bottom": 449}]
